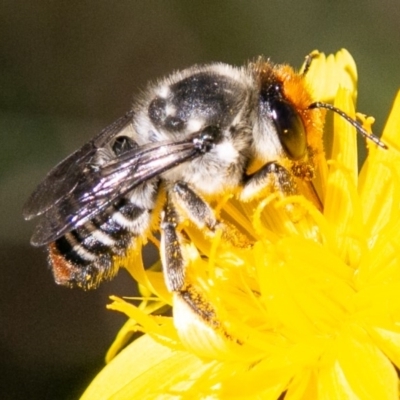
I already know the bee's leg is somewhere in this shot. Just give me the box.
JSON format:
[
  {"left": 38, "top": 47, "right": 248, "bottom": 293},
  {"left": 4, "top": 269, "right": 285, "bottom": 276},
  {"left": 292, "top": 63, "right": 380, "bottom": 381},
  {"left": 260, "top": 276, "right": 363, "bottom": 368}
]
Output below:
[
  {"left": 160, "top": 195, "right": 188, "bottom": 292},
  {"left": 172, "top": 181, "right": 251, "bottom": 246},
  {"left": 162, "top": 165, "right": 295, "bottom": 291},
  {"left": 160, "top": 187, "right": 225, "bottom": 331},
  {"left": 161, "top": 179, "right": 251, "bottom": 291},
  {"left": 160, "top": 182, "right": 220, "bottom": 292},
  {"left": 171, "top": 182, "right": 218, "bottom": 232},
  {"left": 301, "top": 50, "right": 320, "bottom": 75},
  {"left": 240, "top": 162, "right": 297, "bottom": 201}
]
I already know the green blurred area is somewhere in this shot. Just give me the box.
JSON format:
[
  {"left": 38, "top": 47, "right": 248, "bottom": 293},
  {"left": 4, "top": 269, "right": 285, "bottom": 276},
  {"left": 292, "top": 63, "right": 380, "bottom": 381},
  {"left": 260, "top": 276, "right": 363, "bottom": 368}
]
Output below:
[{"left": 1, "top": 1, "right": 399, "bottom": 399}]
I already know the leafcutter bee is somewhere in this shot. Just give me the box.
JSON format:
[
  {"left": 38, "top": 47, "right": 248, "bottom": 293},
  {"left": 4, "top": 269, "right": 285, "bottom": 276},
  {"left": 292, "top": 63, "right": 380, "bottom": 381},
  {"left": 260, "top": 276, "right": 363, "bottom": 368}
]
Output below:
[{"left": 24, "top": 54, "right": 385, "bottom": 293}]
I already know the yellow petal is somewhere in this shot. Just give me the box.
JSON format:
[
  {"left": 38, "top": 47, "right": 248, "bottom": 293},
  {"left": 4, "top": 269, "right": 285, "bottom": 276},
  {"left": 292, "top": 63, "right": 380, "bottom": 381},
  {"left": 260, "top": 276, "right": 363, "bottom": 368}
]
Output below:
[
  {"left": 81, "top": 335, "right": 216, "bottom": 400},
  {"left": 319, "top": 325, "right": 398, "bottom": 400},
  {"left": 359, "top": 90, "right": 400, "bottom": 240},
  {"left": 379, "top": 89, "right": 400, "bottom": 150},
  {"left": 255, "top": 238, "right": 354, "bottom": 338},
  {"left": 368, "top": 324, "right": 400, "bottom": 369},
  {"left": 356, "top": 220, "right": 400, "bottom": 288},
  {"left": 304, "top": 49, "right": 357, "bottom": 103}
]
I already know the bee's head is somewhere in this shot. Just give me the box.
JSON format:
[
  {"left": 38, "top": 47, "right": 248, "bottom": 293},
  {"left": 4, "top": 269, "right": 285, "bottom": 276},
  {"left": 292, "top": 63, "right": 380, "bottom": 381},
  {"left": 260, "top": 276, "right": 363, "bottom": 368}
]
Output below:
[{"left": 251, "top": 60, "right": 386, "bottom": 179}]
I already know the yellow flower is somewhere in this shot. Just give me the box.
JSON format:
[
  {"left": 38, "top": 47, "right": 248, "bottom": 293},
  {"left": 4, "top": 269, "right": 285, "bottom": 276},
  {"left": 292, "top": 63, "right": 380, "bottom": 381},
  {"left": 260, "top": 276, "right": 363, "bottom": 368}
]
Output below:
[{"left": 81, "top": 50, "right": 400, "bottom": 400}]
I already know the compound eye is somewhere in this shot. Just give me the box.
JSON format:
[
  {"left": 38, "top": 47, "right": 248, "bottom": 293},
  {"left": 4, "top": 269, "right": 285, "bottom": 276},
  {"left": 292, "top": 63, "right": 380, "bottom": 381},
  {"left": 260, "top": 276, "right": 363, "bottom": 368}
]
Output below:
[{"left": 270, "top": 99, "right": 307, "bottom": 160}]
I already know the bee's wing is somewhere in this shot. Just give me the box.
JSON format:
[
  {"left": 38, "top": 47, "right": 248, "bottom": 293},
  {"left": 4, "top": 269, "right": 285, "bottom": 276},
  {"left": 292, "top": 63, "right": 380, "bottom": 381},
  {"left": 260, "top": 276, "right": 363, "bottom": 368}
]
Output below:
[
  {"left": 28, "top": 137, "right": 202, "bottom": 246},
  {"left": 23, "top": 111, "right": 135, "bottom": 220}
]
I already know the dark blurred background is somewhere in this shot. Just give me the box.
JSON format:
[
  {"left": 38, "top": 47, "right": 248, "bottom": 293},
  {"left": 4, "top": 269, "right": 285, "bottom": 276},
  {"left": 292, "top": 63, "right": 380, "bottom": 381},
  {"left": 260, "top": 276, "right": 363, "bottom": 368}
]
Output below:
[{"left": 1, "top": 1, "right": 399, "bottom": 399}]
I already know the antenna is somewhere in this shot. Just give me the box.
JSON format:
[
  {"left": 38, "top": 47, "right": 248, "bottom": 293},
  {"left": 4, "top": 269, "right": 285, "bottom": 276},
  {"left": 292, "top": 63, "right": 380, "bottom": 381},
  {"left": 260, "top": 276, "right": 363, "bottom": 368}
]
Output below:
[{"left": 308, "top": 101, "right": 387, "bottom": 149}]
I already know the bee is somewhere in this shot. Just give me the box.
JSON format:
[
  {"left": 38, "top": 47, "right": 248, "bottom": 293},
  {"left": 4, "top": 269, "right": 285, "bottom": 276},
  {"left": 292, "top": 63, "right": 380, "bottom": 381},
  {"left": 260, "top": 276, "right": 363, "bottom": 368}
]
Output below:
[{"left": 24, "top": 54, "right": 385, "bottom": 295}]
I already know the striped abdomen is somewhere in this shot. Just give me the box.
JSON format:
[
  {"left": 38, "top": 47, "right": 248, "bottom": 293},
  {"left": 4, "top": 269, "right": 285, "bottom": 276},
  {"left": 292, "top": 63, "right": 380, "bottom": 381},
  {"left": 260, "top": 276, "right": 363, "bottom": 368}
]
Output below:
[{"left": 48, "top": 181, "right": 159, "bottom": 290}]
